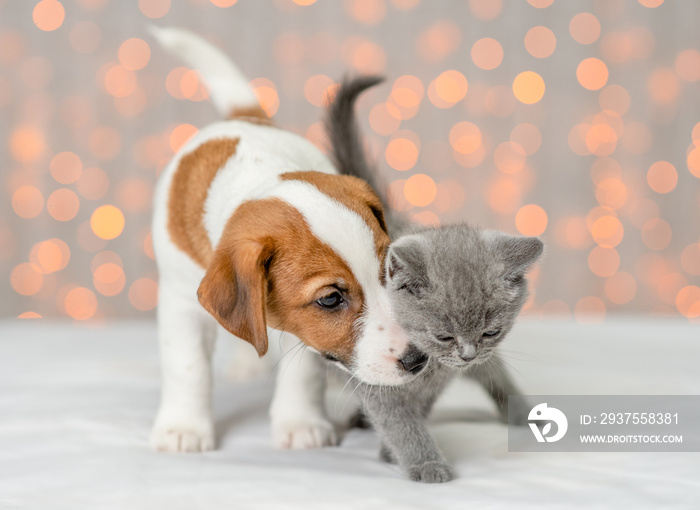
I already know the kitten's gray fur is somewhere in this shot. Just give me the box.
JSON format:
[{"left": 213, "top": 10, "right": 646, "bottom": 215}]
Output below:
[{"left": 326, "top": 77, "right": 544, "bottom": 483}]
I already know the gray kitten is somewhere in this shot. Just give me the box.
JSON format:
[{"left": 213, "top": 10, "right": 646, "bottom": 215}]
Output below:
[{"left": 326, "top": 77, "right": 543, "bottom": 483}]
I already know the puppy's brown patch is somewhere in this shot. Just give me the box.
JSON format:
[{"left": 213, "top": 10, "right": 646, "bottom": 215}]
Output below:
[
  {"left": 228, "top": 105, "right": 274, "bottom": 126},
  {"left": 279, "top": 171, "right": 389, "bottom": 255},
  {"left": 168, "top": 138, "right": 239, "bottom": 267},
  {"left": 198, "top": 197, "right": 363, "bottom": 362}
]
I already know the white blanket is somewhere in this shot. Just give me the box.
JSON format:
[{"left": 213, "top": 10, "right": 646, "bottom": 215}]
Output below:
[{"left": 1, "top": 319, "right": 699, "bottom": 509}]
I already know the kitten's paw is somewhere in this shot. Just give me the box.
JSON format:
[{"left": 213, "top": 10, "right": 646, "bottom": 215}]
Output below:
[
  {"left": 272, "top": 419, "right": 337, "bottom": 449},
  {"left": 150, "top": 423, "right": 215, "bottom": 453},
  {"left": 407, "top": 461, "right": 454, "bottom": 484},
  {"left": 379, "top": 444, "right": 397, "bottom": 464}
]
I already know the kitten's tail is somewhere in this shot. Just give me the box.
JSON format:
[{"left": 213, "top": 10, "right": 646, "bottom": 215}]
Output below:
[
  {"left": 148, "top": 26, "right": 267, "bottom": 121},
  {"left": 326, "top": 76, "right": 409, "bottom": 233}
]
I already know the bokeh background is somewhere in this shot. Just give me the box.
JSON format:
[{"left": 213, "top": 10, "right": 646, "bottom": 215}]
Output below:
[{"left": 2, "top": 0, "right": 699, "bottom": 324}]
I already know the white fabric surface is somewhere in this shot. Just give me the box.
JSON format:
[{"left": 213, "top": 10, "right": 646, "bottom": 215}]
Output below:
[{"left": 1, "top": 318, "right": 699, "bottom": 509}]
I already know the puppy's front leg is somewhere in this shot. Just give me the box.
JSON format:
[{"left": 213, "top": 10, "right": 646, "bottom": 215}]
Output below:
[
  {"left": 269, "top": 336, "right": 336, "bottom": 449},
  {"left": 151, "top": 288, "right": 217, "bottom": 452}
]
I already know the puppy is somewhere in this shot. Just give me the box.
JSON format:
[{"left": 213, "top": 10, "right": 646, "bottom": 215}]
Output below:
[{"left": 148, "top": 28, "right": 418, "bottom": 452}]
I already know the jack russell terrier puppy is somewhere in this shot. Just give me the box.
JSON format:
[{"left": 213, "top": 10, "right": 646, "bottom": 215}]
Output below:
[{"left": 148, "top": 27, "right": 421, "bottom": 453}]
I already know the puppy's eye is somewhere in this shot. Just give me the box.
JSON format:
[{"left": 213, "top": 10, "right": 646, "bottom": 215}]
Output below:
[
  {"left": 483, "top": 329, "right": 501, "bottom": 338},
  {"left": 316, "top": 291, "right": 344, "bottom": 309},
  {"left": 436, "top": 335, "right": 454, "bottom": 342}
]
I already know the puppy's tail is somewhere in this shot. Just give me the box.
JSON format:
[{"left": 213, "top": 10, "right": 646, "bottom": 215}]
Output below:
[{"left": 148, "top": 26, "right": 266, "bottom": 121}]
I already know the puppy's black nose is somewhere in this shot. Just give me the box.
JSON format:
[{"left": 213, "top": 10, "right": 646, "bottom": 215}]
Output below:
[{"left": 399, "top": 345, "right": 428, "bottom": 375}]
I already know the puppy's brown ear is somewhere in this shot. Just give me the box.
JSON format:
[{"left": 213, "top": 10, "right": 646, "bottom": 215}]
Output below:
[{"left": 197, "top": 239, "right": 272, "bottom": 356}]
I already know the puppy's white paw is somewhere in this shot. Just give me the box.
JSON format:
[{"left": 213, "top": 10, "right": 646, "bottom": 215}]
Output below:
[
  {"left": 272, "top": 419, "right": 337, "bottom": 449},
  {"left": 150, "top": 414, "right": 215, "bottom": 453}
]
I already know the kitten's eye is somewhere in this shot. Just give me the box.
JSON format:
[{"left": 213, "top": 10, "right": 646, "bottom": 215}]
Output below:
[
  {"left": 436, "top": 335, "right": 455, "bottom": 342},
  {"left": 482, "top": 329, "right": 501, "bottom": 338},
  {"left": 316, "top": 291, "right": 344, "bottom": 309}
]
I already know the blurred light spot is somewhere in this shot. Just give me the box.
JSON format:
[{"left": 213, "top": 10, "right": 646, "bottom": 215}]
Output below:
[
  {"left": 658, "top": 273, "right": 687, "bottom": 305},
  {"left": 139, "top": 0, "right": 170, "bottom": 18},
  {"left": 411, "top": 211, "right": 440, "bottom": 226},
  {"left": 404, "top": 174, "right": 437, "bottom": 207},
  {"left": 600, "top": 31, "right": 633, "bottom": 64},
  {"left": 469, "top": 0, "right": 501, "bottom": 20},
  {"left": 50, "top": 151, "right": 82, "bottom": 184},
  {"left": 93, "top": 262, "right": 126, "bottom": 296},
  {"left": 18, "top": 312, "right": 42, "bottom": 319},
  {"left": 11, "top": 263, "right": 44, "bottom": 296},
  {"left": 675, "top": 49, "right": 700, "bottom": 82},
  {"left": 569, "top": 13, "right": 601, "bottom": 45},
  {"left": 621, "top": 121, "right": 652, "bottom": 154},
  {"left": 681, "top": 243, "right": 700, "bottom": 275},
  {"left": 33, "top": 0, "right": 65, "bottom": 31},
  {"left": 647, "top": 161, "right": 677, "bottom": 194},
  {"left": 540, "top": 300, "right": 571, "bottom": 318},
  {"left": 686, "top": 146, "right": 700, "bottom": 178},
  {"left": 569, "top": 123, "right": 591, "bottom": 155},
  {"left": 494, "top": 142, "right": 526, "bottom": 174},
  {"left": 119, "top": 38, "right": 151, "bottom": 71},
  {"left": 638, "top": 0, "right": 663, "bottom": 7},
  {"left": 342, "top": 37, "right": 386, "bottom": 74},
  {"left": 487, "top": 178, "right": 520, "bottom": 214},
  {"left": 590, "top": 157, "right": 622, "bottom": 185},
  {"left": 595, "top": 177, "right": 627, "bottom": 209},
  {"left": 369, "top": 103, "right": 400, "bottom": 135},
  {"left": 585, "top": 123, "right": 617, "bottom": 157},
  {"left": 510, "top": 123, "right": 541, "bottom": 155},
  {"left": 304, "top": 121, "right": 328, "bottom": 152},
  {"left": 416, "top": 21, "right": 460, "bottom": 62},
  {"left": 628, "top": 27, "right": 655, "bottom": 60},
  {"left": 588, "top": 246, "right": 620, "bottom": 277},
  {"left": 390, "top": 0, "right": 419, "bottom": 9},
  {"left": 250, "top": 77, "right": 279, "bottom": 117},
  {"left": 180, "top": 70, "right": 209, "bottom": 101},
  {"left": 641, "top": 218, "right": 672, "bottom": 251},
  {"left": 12, "top": 185, "right": 44, "bottom": 219},
  {"left": 91, "top": 205, "right": 125, "bottom": 240},
  {"left": 304, "top": 74, "right": 335, "bottom": 107},
  {"left": 75, "top": 0, "right": 109, "bottom": 8},
  {"left": 515, "top": 204, "right": 547, "bottom": 236},
  {"left": 166, "top": 67, "right": 189, "bottom": 99},
  {"left": 599, "top": 84, "right": 630, "bottom": 115},
  {"left": 10, "top": 126, "right": 45, "bottom": 163},
  {"left": 485, "top": 85, "right": 516, "bottom": 117},
  {"left": 554, "top": 216, "right": 592, "bottom": 250},
  {"left": 449, "top": 122, "right": 481, "bottom": 154},
  {"left": 89, "top": 126, "right": 122, "bottom": 160},
  {"left": 211, "top": 0, "right": 238, "bottom": 6},
  {"left": 65, "top": 287, "right": 98, "bottom": 320},
  {"left": 676, "top": 286, "right": 700, "bottom": 318},
  {"left": 574, "top": 296, "right": 606, "bottom": 324},
  {"left": 169, "top": 123, "right": 198, "bottom": 153},
  {"left": 524, "top": 26, "right": 556, "bottom": 59},
  {"left": 76, "top": 167, "right": 109, "bottom": 200},
  {"left": 104, "top": 64, "right": 137, "bottom": 97},
  {"left": 273, "top": 33, "right": 304, "bottom": 66},
  {"left": 647, "top": 68, "right": 679, "bottom": 105},
  {"left": 346, "top": 0, "right": 386, "bottom": 25},
  {"left": 692, "top": 123, "right": 700, "bottom": 147},
  {"left": 115, "top": 178, "right": 152, "bottom": 213},
  {"left": 386, "top": 136, "right": 419, "bottom": 171},
  {"left": 590, "top": 214, "right": 624, "bottom": 248},
  {"left": 471, "top": 38, "right": 503, "bottom": 70},
  {"left": 388, "top": 75, "right": 423, "bottom": 120},
  {"left": 512, "top": 71, "right": 545, "bottom": 104},
  {"left": 0, "top": 30, "right": 26, "bottom": 65},
  {"left": 68, "top": 21, "right": 102, "bottom": 54},
  {"left": 129, "top": 278, "right": 159, "bottom": 311},
  {"left": 293, "top": 0, "right": 317, "bottom": 4},
  {"left": 114, "top": 85, "right": 148, "bottom": 117},
  {"left": 605, "top": 272, "right": 637, "bottom": 304},
  {"left": 577, "top": 58, "right": 608, "bottom": 90},
  {"left": 91, "top": 250, "right": 123, "bottom": 272},
  {"left": 527, "top": 0, "right": 553, "bottom": 7},
  {"left": 47, "top": 188, "right": 80, "bottom": 221},
  {"left": 31, "top": 238, "right": 70, "bottom": 273}
]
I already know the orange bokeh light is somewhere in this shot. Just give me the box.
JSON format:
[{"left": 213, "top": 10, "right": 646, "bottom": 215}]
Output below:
[
  {"left": 641, "top": 219, "right": 672, "bottom": 251},
  {"left": 647, "top": 68, "right": 679, "bottom": 105},
  {"left": 416, "top": 21, "right": 460, "bottom": 62},
  {"left": 129, "top": 278, "right": 159, "bottom": 311},
  {"left": 569, "top": 13, "right": 601, "bottom": 45},
  {"left": 588, "top": 246, "right": 620, "bottom": 277},
  {"left": 577, "top": 58, "right": 608, "bottom": 90},
  {"left": 595, "top": 177, "right": 627, "bottom": 210},
  {"left": 31, "top": 238, "right": 70, "bottom": 273},
  {"left": 515, "top": 204, "right": 548, "bottom": 236},
  {"left": 47, "top": 188, "right": 80, "bottom": 222},
  {"left": 686, "top": 147, "right": 700, "bottom": 178},
  {"left": 211, "top": 0, "right": 238, "bottom": 6},
  {"left": 250, "top": 78, "right": 279, "bottom": 117},
  {"left": 139, "top": 0, "right": 170, "bottom": 19},
  {"left": 510, "top": 123, "right": 541, "bottom": 155},
  {"left": 449, "top": 122, "right": 482, "bottom": 155},
  {"left": 647, "top": 161, "right": 678, "bottom": 194},
  {"left": 118, "top": 38, "right": 151, "bottom": 71},
  {"left": 675, "top": 49, "right": 700, "bottom": 82},
  {"left": 104, "top": 64, "right": 137, "bottom": 98},
  {"left": 590, "top": 214, "right": 624, "bottom": 248},
  {"left": 638, "top": 0, "right": 664, "bottom": 7},
  {"left": 494, "top": 142, "right": 526, "bottom": 174},
  {"left": 369, "top": 103, "right": 401, "bottom": 136},
  {"left": 471, "top": 38, "right": 503, "bottom": 70},
  {"left": 65, "top": 287, "right": 98, "bottom": 320},
  {"left": 12, "top": 185, "right": 44, "bottom": 219},
  {"left": 469, "top": 0, "right": 502, "bottom": 20},
  {"left": 527, "top": 0, "right": 553, "bottom": 7},
  {"left": 574, "top": 296, "right": 606, "bottom": 324},
  {"left": 432, "top": 70, "right": 468, "bottom": 105},
  {"left": 11, "top": 263, "right": 44, "bottom": 296},
  {"left": 681, "top": 243, "right": 700, "bottom": 276},
  {"left": 346, "top": 0, "right": 386, "bottom": 25},
  {"left": 169, "top": 124, "right": 199, "bottom": 153},
  {"left": 93, "top": 262, "right": 126, "bottom": 296},
  {"left": 50, "top": 151, "right": 82, "bottom": 184},
  {"left": 91, "top": 205, "right": 125, "bottom": 240},
  {"left": 676, "top": 286, "right": 700, "bottom": 318},
  {"left": 10, "top": 126, "right": 46, "bottom": 164},
  {"left": 385, "top": 137, "right": 420, "bottom": 171},
  {"left": 33, "top": 0, "right": 65, "bottom": 32},
  {"left": 599, "top": 84, "right": 630, "bottom": 115},
  {"left": 512, "top": 71, "right": 545, "bottom": 104},
  {"left": 487, "top": 178, "right": 521, "bottom": 215},
  {"left": 304, "top": 74, "right": 335, "bottom": 107},
  {"left": 404, "top": 174, "right": 437, "bottom": 207},
  {"left": 605, "top": 272, "right": 637, "bottom": 304},
  {"left": 524, "top": 26, "right": 556, "bottom": 59}
]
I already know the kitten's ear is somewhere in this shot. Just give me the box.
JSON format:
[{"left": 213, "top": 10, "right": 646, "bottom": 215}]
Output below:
[
  {"left": 385, "top": 236, "right": 429, "bottom": 294},
  {"left": 490, "top": 232, "right": 544, "bottom": 279}
]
